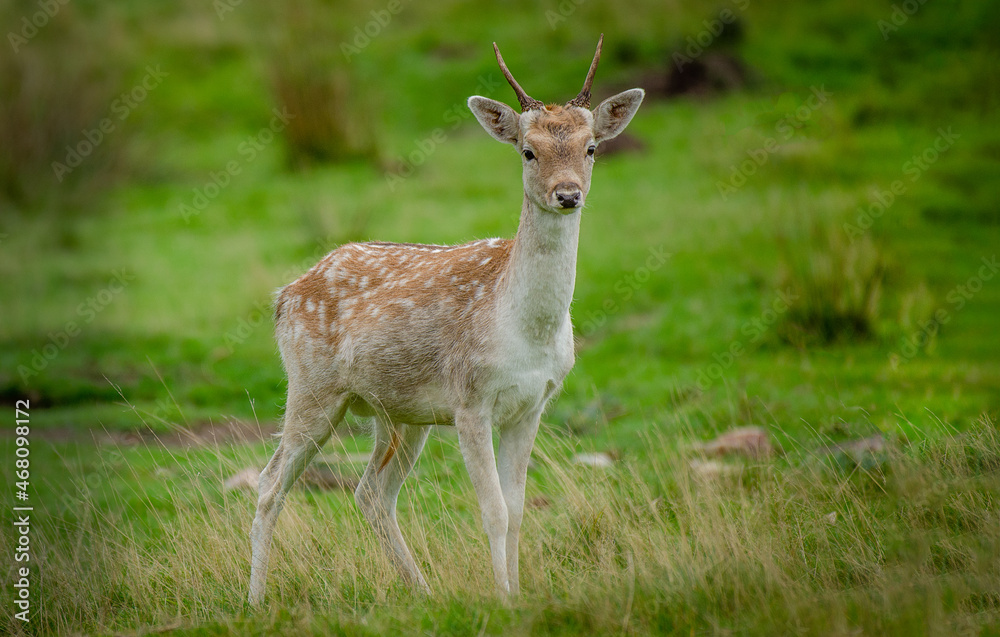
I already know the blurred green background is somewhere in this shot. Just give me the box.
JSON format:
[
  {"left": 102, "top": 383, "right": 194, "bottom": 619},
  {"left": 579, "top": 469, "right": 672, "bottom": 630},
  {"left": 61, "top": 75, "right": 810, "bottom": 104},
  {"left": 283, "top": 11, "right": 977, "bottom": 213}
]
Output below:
[
  {"left": 2, "top": 0, "right": 1000, "bottom": 634},
  {"left": 2, "top": 0, "right": 997, "bottom": 445}
]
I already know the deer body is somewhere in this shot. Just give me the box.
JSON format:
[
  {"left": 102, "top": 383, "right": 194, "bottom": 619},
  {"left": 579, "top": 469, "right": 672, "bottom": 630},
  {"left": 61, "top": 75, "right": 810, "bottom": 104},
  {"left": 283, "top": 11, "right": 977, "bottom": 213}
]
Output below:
[
  {"left": 249, "top": 36, "right": 643, "bottom": 605},
  {"left": 275, "top": 221, "right": 576, "bottom": 427}
]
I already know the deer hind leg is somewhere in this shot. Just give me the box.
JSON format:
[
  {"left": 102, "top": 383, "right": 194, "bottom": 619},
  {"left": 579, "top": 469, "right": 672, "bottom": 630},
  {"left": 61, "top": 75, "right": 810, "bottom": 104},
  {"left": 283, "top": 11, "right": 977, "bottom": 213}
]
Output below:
[
  {"left": 248, "top": 388, "right": 347, "bottom": 606},
  {"left": 355, "top": 419, "right": 432, "bottom": 592}
]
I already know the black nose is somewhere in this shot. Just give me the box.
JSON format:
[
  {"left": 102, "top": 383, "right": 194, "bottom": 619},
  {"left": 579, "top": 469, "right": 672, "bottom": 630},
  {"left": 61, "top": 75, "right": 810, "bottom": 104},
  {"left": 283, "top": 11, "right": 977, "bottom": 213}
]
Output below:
[{"left": 554, "top": 183, "right": 581, "bottom": 209}]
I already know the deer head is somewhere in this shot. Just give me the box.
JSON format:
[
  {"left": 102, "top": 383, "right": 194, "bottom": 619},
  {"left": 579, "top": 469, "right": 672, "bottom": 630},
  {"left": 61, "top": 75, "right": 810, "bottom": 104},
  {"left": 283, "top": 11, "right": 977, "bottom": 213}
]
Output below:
[{"left": 468, "top": 35, "right": 644, "bottom": 214}]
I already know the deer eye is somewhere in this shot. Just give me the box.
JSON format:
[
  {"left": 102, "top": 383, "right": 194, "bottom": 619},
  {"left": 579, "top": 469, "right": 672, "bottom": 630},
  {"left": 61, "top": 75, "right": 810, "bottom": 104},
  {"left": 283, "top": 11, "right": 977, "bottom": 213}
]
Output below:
[
  {"left": 522, "top": 149, "right": 536, "bottom": 161},
  {"left": 587, "top": 145, "right": 596, "bottom": 157}
]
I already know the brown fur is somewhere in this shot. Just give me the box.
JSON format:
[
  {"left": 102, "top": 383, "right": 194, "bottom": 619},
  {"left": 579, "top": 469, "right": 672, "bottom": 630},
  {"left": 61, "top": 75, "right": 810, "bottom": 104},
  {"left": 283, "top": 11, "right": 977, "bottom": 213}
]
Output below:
[{"left": 274, "top": 238, "right": 515, "bottom": 422}]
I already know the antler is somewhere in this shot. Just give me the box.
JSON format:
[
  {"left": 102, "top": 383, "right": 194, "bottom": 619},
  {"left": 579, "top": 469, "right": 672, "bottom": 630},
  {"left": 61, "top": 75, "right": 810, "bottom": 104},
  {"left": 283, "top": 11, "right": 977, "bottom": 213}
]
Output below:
[
  {"left": 493, "top": 42, "right": 544, "bottom": 112},
  {"left": 568, "top": 34, "right": 603, "bottom": 108}
]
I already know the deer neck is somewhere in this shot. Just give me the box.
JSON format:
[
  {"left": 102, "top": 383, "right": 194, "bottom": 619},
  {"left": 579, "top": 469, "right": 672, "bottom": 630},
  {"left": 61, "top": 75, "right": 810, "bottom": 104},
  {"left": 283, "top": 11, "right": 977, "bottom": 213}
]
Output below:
[{"left": 498, "top": 192, "right": 581, "bottom": 344}]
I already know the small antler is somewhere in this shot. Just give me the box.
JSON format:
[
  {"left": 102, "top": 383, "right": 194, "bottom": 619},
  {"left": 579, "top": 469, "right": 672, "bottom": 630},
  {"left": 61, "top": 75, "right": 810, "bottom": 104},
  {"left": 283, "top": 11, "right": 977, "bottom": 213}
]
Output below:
[
  {"left": 568, "top": 34, "right": 604, "bottom": 108},
  {"left": 493, "top": 42, "right": 544, "bottom": 112}
]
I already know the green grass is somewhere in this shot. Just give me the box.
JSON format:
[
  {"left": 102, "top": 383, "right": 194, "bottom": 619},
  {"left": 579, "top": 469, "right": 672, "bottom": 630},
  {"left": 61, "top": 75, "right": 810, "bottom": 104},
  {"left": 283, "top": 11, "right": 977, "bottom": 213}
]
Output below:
[
  {"left": 1, "top": 0, "right": 999, "bottom": 634},
  {"left": 3, "top": 416, "right": 999, "bottom": 635}
]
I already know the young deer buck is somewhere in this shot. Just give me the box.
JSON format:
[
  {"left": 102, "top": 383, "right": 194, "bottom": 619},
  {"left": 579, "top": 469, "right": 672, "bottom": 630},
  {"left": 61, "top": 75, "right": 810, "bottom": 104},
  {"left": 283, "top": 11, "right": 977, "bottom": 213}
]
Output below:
[{"left": 248, "top": 35, "right": 643, "bottom": 604}]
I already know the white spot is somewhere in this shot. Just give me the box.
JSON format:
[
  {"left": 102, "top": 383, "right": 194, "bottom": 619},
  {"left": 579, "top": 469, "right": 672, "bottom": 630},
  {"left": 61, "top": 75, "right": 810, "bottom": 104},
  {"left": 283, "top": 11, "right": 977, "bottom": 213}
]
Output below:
[
  {"left": 480, "top": 257, "right": 492, "bottom": 266},
  {"left": 359, "top": 276, "right": 369, "bottom": 289},
  {"left": 306, "top": 300, "right": 316, "bottom": 312}
]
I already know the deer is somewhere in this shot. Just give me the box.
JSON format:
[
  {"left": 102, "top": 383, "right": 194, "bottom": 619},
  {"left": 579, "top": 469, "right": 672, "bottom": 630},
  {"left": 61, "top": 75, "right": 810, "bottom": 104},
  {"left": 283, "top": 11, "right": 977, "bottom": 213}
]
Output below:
[{"left": 248, "top": 35, "right": 644, "bottom": 605}]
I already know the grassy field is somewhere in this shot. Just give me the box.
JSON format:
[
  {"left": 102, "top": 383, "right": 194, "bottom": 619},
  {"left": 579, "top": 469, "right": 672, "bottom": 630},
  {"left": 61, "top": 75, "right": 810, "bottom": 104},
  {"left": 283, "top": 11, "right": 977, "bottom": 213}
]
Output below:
[{"left": 1, "top": 0, "right": 999, "bottom": 634}]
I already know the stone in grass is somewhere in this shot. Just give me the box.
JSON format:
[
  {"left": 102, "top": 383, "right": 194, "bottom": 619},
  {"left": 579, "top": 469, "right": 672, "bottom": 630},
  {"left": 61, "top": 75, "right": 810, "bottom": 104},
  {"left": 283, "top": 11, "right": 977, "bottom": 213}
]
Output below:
[
  {"left": 698, "top": 426, "right": 773, "bottom": 459},
  {"left": 224, "top": 466, "right": 359, "bottom": 492},
  {"left": 316, "top": 452, "right": 372, "bottom": 465},
  {"left": 688, "top": 459, "right": 740, "bottom": 480},
  {"left": 224, "top": 468, "right": 260, "bottom": 492},
  {"left": 821, "top": 434, "right": 886, "bottom": 457},
  {"left": 572, "top": 452, "right": 615, "bottom": 468},
  {"left": 301, "top": 466, "right": 359, "bottom": 491},
  {"left": 819, "top": 434, "right": 888, "bottom": 470}
]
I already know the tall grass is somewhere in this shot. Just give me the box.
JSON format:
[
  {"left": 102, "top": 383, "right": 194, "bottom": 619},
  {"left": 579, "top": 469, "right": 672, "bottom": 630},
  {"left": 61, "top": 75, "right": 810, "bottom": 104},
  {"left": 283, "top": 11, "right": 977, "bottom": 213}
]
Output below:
[
  {"left": 776, "top": 219, "right": 887, "bottom": 346},
  {"left": 0, "top": 5, "right": 126, "bottom": 211},
  {"left": 13, "top": 415, "right": 999, "bottom": 635},
  {"left": 264, "top": 0, "right": 380, "bottom": 168}
]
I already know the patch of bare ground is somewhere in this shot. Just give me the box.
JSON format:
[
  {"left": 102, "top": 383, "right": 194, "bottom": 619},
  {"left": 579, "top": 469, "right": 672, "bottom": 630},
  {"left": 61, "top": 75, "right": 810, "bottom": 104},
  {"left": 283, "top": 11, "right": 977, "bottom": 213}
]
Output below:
[{"left": 1, "top": 418, "right": 278, "bottom": 447}]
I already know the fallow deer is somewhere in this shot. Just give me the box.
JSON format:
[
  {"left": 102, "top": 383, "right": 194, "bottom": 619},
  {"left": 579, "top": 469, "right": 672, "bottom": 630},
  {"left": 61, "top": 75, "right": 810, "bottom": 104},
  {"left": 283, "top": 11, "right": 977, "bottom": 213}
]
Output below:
[{"left": 249, "top": 35, "right": 643, "bottom": 604}]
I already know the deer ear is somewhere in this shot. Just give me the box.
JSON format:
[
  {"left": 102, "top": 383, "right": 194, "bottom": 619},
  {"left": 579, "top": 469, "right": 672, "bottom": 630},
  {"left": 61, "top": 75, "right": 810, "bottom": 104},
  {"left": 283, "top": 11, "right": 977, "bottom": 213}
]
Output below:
[
  {"left": 468, "top": 96, "right": 520, "bottom": 145},
  {"left": 593, "top": 88, "right": 644, "bottom": 143}
]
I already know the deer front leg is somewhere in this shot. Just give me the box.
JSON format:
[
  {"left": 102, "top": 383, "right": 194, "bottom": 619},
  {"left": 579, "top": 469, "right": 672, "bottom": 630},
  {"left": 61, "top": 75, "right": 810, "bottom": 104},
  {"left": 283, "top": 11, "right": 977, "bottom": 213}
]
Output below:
[
  {"left": 497, "top": 409, "right": 541, "bottom": 596},
  {"left": 456, "top": 409, "right": 510, "bottom": 594}
]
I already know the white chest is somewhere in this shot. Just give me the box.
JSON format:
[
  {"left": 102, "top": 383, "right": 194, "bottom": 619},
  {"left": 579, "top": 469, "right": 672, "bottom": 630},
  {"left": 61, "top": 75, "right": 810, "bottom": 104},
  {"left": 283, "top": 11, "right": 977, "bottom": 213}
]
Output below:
[{"left": 487, "top": 313, "right": 575, "bottom": 427}]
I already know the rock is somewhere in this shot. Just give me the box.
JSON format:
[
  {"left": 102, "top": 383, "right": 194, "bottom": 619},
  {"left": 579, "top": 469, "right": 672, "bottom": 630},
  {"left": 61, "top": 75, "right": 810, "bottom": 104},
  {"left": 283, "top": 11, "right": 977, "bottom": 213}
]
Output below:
[
  {"left": 223, "top": 466, "right": 359, "bottom": 493},
  {"left": 316, "top": 452, "right": 372, "bottom": 465},
  {"left": 301, "top": 466, "right": 359, "bottom": 491},
  {"left": 224, "top": 468, "right": 259, "bottom": 492},
  {"left": 572, "top": 452, "right": 615, "bottom": 468},
  {"left": 698, "top": 426, "right": 773, "bottom": 459},
  {"left": 821, "top": 435, "right": 886, "bottom": 457},
  {"left": 819, "top": 434, "right": 888, "bottom": 469},
  {"left": 688, "top": 459, "right": 738, "bottom": 480}
]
